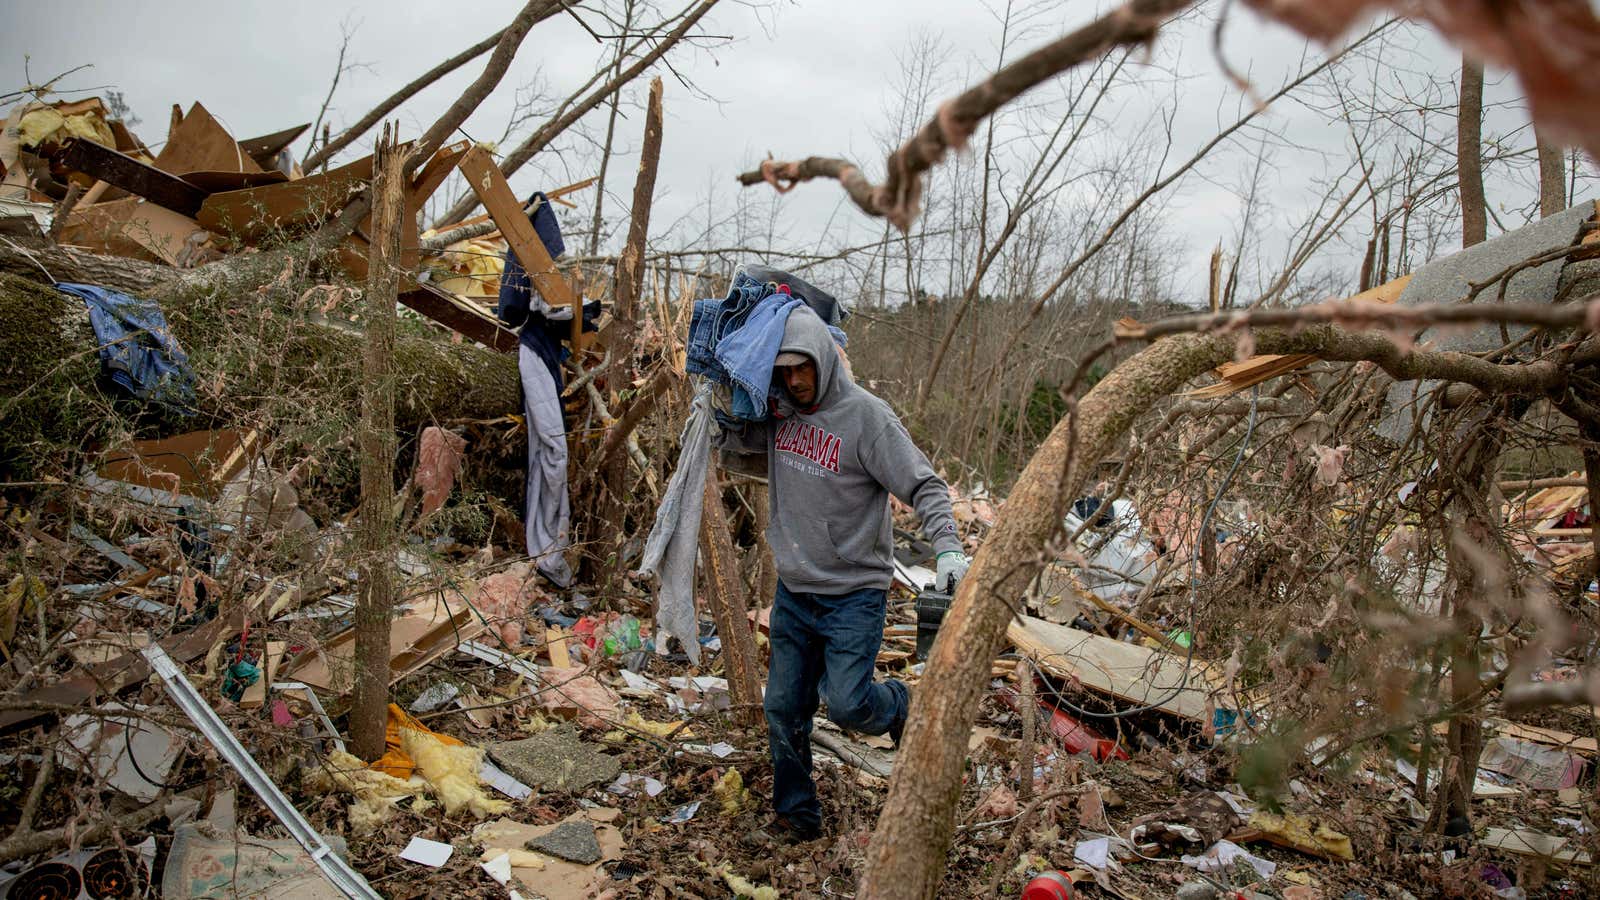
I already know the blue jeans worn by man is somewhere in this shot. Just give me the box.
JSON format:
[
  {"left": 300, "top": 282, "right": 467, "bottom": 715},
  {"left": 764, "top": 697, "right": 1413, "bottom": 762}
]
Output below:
[{"left": 764, "top": 582, "right": 908, "bottom": 834}]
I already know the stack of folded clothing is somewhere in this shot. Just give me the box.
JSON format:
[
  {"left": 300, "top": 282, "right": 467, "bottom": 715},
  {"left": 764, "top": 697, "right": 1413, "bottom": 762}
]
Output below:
[{"left": 686, "top": 264, "right": 848, "bottom": 421}]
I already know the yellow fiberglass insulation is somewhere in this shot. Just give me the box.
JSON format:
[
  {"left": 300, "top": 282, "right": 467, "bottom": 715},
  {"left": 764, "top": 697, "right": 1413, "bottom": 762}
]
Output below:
[
  {"left": 399, "top": 723, "right": 510, "bottom": 819},
  {"left": 307, "top": 750, "right": 420, "bottom": 833},
  {"left": 18, "top": 107, "right": 116, "bottom": 150}
]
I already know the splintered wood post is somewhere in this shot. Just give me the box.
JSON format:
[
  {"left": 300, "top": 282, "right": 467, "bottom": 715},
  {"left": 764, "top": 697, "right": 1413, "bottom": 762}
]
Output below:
[
  {"left": 1019, "top": 660, "right": 1036, "bottom": 802},
  {"left": 699, "top": 465, "right": 763, "bottom": 723},
  {"left": 602, "top": 77, "right": 666, "bottom": 584},
  {"left": 753, "top": 488, "right": 778, "bottom": 606},
  {"left": 351, "top": 125, "right": 407, "bottom": 761},
  {"left": 456, "top": 144, "right": 581, "bottom": 320}
]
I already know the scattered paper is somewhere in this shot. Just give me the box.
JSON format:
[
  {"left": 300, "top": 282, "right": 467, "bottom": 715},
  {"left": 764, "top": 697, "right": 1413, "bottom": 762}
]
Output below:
[
  {"left": 1556, "top": 817, "right": 1590, "bottom": 835},
  {"left": 1181, "top": 840, "right": 1276, "bottom": 880},
  {"left": 1075, "top": 837, "right": 1111, "bottom": 870},
  {"left": 663, "top": 801, "right": 700, "bottom": 824},
  {"left": 708, "top": 741, "right": 736, "bottom": 758},
  {"left": 1480, "top": 736, "right": 1586, "bottom": 790},
  {"left": 480, "top": 758, "right": 534, "bottom": 800},
  {"left": 609, "top": 773, "right": 664, "bottom": 797},
  {"left": 620, "top": 670, "right": 661, "bottom": 695},
  {"left": 400, "top": 836, "right": 454, "bottom": 867}
]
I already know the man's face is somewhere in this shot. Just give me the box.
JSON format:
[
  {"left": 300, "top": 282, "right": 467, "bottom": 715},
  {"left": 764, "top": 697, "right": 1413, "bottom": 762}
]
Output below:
[{"left": 778, "top": 359, "right": 818, "bottom": 406}]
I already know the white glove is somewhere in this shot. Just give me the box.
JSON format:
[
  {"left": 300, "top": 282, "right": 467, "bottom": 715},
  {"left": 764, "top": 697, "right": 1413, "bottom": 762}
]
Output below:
[{"left": 935, "top": 551, "right": 969, "bottom": 592}]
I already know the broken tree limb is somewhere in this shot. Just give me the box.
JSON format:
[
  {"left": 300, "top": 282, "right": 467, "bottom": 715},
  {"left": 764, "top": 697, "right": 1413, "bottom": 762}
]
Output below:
[
  {"left": 857, "top": 314, "right": 1600, "bottom": 897},
  {"left": 311, "top": 0, "right": 562, "bottom": 254},
  {"left": 582, "top": 366, "right": 673, "bottom": 498},
  {"left": 302, "top": 25, "right": 514, "bottom": 172},
  {"left": 600, "top": 77, "right": 665, "bottom": 584},
  {"left": 435, "top": 0, "right": 722, "bottom": 227},
  {"left": 698, "top": 465, "right": 763, "bottom": 724},
  {"left": 735, "top": 0, "right": 1195, "bottom": 230},
  {"left": 0, "top": 786, "right": 204, "bottom": 865},
  {"left": 0, "top": 263, "right": 520, "bottom": 472},
  {"left": 812, "top": 729, "right": 893, "bottom": 779}
]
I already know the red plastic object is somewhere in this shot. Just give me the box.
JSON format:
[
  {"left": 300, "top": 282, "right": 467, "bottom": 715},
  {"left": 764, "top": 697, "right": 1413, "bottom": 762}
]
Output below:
[
  {"left": 1021, "top": 871, "right": 1075, "bottom": 900},
  {"left": 573, "top": 616, "right": 601, "bottom": 649},
  {"left": 996, "top": 682, "right": 1128, "bottom": 762}
]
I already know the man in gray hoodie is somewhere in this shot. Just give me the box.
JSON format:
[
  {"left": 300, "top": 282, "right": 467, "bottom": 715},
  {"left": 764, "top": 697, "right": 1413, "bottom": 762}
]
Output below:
[{"left": 721, "top": 304, "right": 968, "bottom": 841}]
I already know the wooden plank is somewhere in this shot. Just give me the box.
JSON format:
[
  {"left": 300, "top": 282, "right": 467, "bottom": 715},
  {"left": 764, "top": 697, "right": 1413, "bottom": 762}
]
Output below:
[
  {"left": 409, "top": 140, "right": 471, "bottom": 214},
  {"left": 153, "top": 102, "right": 264, "bottom": 176},
  {"left": 455, "top": 146, "right": 583, "bottom": 348},
  {"left": 396, "top": 283, "right": 519, "bottom": 352},
  {"left": 237, "top": 122, "right": 310, "bottom": 170},
  {"left": 196, "top": 152, "right": 376, "bottom": 240},
  {"left": 240, "top": 641, "right": 286, "bottom": 709},
  {"left": 546, "top": 627, "right": 573, "bottom": 669},
  {"left": 546, "top": 176, "right": 598, "bottom": 203},
  {"left": 59, "top": 138, "right": 207, "bottom": 215},
  {"left": 1188, "top": 274, "right": 1413, "bottom": 398},
  {"left": 1006, "top": 614, "right": 1221, "bottom": 722},
  {"left": 97, "top": 428, "right": 260, "bottom": 500},
  {"left": 1484, "top": 827, "right": 1593, "bottom": 866},
  {"left": 73, "top": 180, "right": 111, "bottom": 210}
]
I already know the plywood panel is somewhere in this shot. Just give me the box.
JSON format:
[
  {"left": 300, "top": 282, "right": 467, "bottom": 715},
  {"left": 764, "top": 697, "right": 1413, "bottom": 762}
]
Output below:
[{"left": 1007, "top": 614, "right": 1221, "bottom": 722}]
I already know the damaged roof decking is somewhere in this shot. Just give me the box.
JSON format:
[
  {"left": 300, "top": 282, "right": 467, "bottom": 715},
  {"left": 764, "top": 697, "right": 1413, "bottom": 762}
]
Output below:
[
  {"left": 1008, "top": 614, "right": 1224, "bottom": 722},
  {"left": 1377, "top": 199, "right": 1599, "bottom": 440},
  {"left": 1192, "top": 199, "right": 1599, "bottom": 403}
]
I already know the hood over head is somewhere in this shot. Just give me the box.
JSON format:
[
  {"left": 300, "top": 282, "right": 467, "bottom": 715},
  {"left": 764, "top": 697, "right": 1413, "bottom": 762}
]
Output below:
[{"left": 774, "top": 305, "right": 847, "bottom": 413}]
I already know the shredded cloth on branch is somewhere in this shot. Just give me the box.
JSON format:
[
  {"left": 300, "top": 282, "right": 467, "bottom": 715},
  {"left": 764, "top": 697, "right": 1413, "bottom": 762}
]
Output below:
[{"left": 638, "top": 383, "right": 715, "bottom": 665}]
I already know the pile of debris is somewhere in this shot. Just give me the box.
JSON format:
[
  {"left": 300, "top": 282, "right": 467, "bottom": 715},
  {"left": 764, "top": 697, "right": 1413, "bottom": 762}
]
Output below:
[{"left": 5, "top": 89, "right": 1600, "bottom": 900}]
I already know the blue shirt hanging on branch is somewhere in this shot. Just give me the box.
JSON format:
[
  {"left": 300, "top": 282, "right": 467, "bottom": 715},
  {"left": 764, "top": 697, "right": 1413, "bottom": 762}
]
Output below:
[{"left": 494, "top": 191, "right": 600, "bottom": 391}]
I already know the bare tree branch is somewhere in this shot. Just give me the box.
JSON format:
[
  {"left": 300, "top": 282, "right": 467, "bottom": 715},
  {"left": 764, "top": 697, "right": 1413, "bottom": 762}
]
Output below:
[
  {"left": 735, "top": 0, "right": 1196, "bottom": 230},
  {"left": 303, "top": 25, "right": 515, "bottom": 171},
  {"left": 434, "top": 0, "right": 724, "bottom": 227}
]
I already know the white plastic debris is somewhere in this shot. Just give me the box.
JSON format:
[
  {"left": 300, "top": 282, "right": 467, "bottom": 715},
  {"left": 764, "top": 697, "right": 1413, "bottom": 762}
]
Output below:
[
  {"left": 663, "top": 801, "right": 701, "bottom": 824},
  {"left": 620, "top": 669, "right": 662, "bottom": 696},
  {"left": 480, "top": 852, "right": 530, "bottom": 900},
  {"left": 1075, "top": 837, "right": 1111, "bottom": 870},
  {"left": 1181, "top": 840, "right": 1276, "bottom": 880},
  {"left": 409, "top": 682, "right": 461, "bottom": 713}
]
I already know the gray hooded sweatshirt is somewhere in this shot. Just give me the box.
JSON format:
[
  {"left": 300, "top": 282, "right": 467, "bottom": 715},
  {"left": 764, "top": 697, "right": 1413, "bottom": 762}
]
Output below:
[{"left": 723, "top": 306, "right": 962, "bottom": 594}]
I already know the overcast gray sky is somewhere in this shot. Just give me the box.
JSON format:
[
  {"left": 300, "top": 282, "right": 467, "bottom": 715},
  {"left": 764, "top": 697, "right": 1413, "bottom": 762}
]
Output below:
[{"left": 5, "top": 0, "right": 1578, "bottom": 305}]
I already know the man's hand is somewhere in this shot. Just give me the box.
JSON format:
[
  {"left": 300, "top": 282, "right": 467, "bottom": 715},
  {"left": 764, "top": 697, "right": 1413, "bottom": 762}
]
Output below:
[{"left": 935, "top": 551, "right": 969, "bottom": 592}]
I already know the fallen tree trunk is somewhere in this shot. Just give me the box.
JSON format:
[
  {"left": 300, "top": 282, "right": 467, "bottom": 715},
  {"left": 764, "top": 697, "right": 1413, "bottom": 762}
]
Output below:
[
  {"left": 0, "top": 244, "right": 520, "bottom": 478},
  {"left": 857, "top": 321, "right": 1588, "bottom": 898}
]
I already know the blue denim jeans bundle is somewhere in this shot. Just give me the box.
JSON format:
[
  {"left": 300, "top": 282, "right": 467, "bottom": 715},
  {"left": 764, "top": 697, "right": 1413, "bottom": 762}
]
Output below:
[
  {"left": 686, "top": 269, "right": 849, "bottom": 422},
  {"left": 764, "top": 581, "right": 908, "bottom": 833}
]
